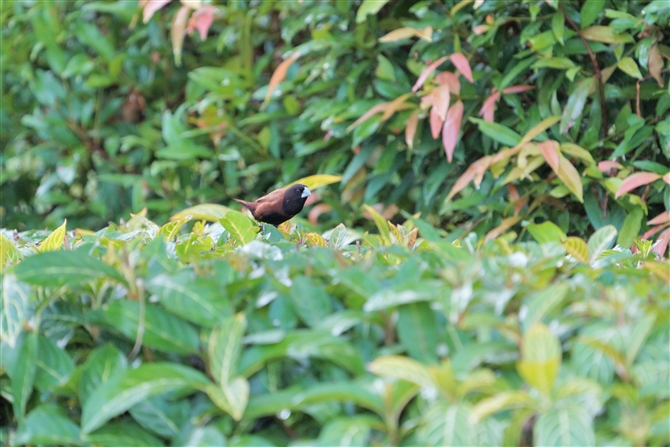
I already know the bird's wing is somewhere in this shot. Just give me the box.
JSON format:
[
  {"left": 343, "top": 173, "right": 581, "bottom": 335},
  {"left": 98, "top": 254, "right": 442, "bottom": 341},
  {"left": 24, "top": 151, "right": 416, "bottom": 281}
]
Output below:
[{"left": 254, "top": 188, "right": 285, "bottom": 204}]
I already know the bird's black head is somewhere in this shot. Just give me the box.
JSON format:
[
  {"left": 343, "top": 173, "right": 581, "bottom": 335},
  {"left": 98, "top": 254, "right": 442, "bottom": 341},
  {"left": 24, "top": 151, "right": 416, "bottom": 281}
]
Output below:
[{"left": 282, "top": 184, "right": 311, "bottom": 216}]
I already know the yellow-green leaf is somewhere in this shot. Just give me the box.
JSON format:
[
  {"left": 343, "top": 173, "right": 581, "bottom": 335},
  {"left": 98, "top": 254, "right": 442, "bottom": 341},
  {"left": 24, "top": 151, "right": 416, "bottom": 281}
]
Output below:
[
  {"left": 516, "top": 115, "right": 561, "bottom": 148},
  {"left": 289, "top": 174, "right": 342, "bottom": 190},
  {"left": 39, "top": 219, "right": 67, "bottom": 252},
  {"left": 220, "top": 210, "right": 259, "bottom": 246},
  {"left": 159, "top": 216, "right": 191, "bottom": 241},
  {"left": 368, "top": 355, "right": 436, "bottom": 388},
  {"left": 617, "top": 57, "right": 642, "bottom": 79},
  {"left": 587, "top": 224, "right": 617, "bottom": 265},
  {"left": 517, "top": 323, "right": 561, "bottom": 395},
  {"left": 363, "top": 204, "right": 391, "bottom": 245},
  {"left": 305, "top": 232, "right": 328, "bottom": 247},
  {"left": 563, "top": 236, "right": 589, "bottom": 263},
  {"left": 171, "top": 204, "right": 233, "bottom": 222},
  {"left": 554, "top": 155, "right": 584, "bottom": 203},
  {"left": 582, "top": 26, "right": 634, "bottom": 44},
  {"left": 0, "top": 233, "right": 22, "bottom": 272}
]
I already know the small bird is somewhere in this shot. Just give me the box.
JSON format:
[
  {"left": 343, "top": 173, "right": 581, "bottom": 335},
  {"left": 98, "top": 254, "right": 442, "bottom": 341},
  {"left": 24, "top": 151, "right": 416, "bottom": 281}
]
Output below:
[{"left": 234, "top": 184, "right": 311, "bottom": 226}]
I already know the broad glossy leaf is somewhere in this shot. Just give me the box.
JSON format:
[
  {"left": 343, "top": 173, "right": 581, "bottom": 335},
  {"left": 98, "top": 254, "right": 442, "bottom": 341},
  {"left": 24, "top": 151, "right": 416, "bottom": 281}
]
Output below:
[
  {"left": 534, "top": 405, "right": 595, "bottom": 446},
  {"left": 328, "top": 223, "right": 348, "bottom": 250},
  {"left": 617, "top": 57, "right": 643, "bottom": 79},
  {"left": 13, "top": 250, "right": 127, "bottom": 287},
  {"left": 220, "top": 210, "right": 259, "bottom": 245},
  {"left": 356, "top": 0, "right": 390, "bottom": 23},
  {"left": 39, "top": 219, "right": 67, "bottom": 252},
  {"left": 10, "top": 332, "right": 38, "bottom": 423},
  {"left": 615, "top": 172, "right": 661, "bottom": 198},
  {"left": 34, "top": 334, "right": 75, "bottom": 392},
  {"left": 84, "top": 422, "right": 165, "bottom": 447},
  {"left": 78, "top": 344, "right": 128, "bottom": 403},
  {"left": 580, "top": 0, "right": 606, "bottom": 28},
  {"left": 521, "top": 283, "right": 569, "bottom": 332},
  {"left": 81, "top": 363, "right": 210, "bottom": 433},
  {"left": 209, "top": 313, "right": 247, "bottom": 385},
  {"left": 419, "top": 403, "right": 474, "bottom": 446},
  {"left": 397, "top": 302, "right": 438, "bottom": 364},
  {"left": 171, "top": 203, "right": 233, "bottom": 222},
  {"left": 368, "top": 355, "right": 435, "bottom": 388},
  {"left": 14, "top": 404, "right": 80, "bottom": 446},
  {"left": 587, "top": 224, "right": 617, "bottom": 265},
  {"left": 554, "top": 155, "right": 584, "bottom": 202},
  {"left": 178, "top": 426, "right": 227, "bottom": 447},
  {"left": 563, "top": 236, "right": 589, "bottom": 263},
  {"left": 148, "top": 270, "right": 231, "bottom": 327},
  {"left": 582, "top": 26, "right": 634, "bottom": 44},
  {"left": 0, "top": 232, "right": 22, "bottom": 271},
  {"left": 527, "top": 221, "right": 567, "bottom": 244},
  {"left": 304, "top": 232, "right": 328, "bottom": 247},
  {"left": 289, "top": 174, "right": 342, "bottom": 190},
  {"left": 97, "top": 300, "right": 200, "bottom": 354},
  {"left": 289, "top": 275, "right": 332, "bottom": 327},
  {"left": 470, "top": 118, "right": 522, "bottom": 146},
  {"left": 0, "top": 275, "right": 31, "bottom": 348},
  {"left": 471, "top": 391, "right": 535, "bottom": 423},
  {"left": 318, "top": 416, "right": 374, "bottom": 446},
  {"left": 617, "top": 207, "right": 643, "bottom": 248}
]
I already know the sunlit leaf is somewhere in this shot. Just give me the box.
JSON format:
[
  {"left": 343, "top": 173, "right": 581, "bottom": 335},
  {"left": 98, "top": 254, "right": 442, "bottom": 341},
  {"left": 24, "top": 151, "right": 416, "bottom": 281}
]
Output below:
[
  {"left": 582, "top": 26, "right": 634, "bottom": 44},
  {"left": 356, "top": 0, "right": 390, "bottom": 23},
  {"left": 538, "top": 140, "right": 560, "bottom": 171},
  {"left": 367, "top": 355, "right": 436, "bottom": 388},
  {"left": 617, "top": 57, "right": 642, "bottom": 79},
  {"left": 412, "top": 56, "right": 449, "bottom": 92},
  {"left": 171, "top": 204, "right": 233, "bottom": 222},
  {"left": 289, "top": 174, "right": 342, "bottom": 190},
  {"left": 220, "top": 210, "right": 259, "bottom": 245},
  {"left": 517, "top": 323, "right": 561, "bottom": 395},
  {"left": 615, "top": 172, "right": 661, "bottom": 198},
  {"left": 405, "top": 109, "right": 420, "bottom": 149},
  {"left": 39, "top": 219, "right": 67, "bottom": 252},
  {"left": 587, "top": 225, "right": 617, "bottom": 265}
]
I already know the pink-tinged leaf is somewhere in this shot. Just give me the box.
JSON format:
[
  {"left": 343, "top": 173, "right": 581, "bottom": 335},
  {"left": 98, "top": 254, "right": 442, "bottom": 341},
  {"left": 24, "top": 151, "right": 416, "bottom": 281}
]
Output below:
[
  {"left": 507, "top": 184, "right": 520, "bottom": 200},
  {"left": 429, "top": 106, "right": 443, "bottom": 139},
  {"left": 485, "top": 216, "right": 521, "bottom": 242},
  {"left": 347, "top": 102, "right": 387, "bottom": 131},
  {"left": 642, "top": 224, "right": 666, "bottom": 240},
  {"left": 648, "top": 43, "right": 664, "bottom": 88},
  {"left": 446, "top": 156, "right": 491, "bottom": 201},
  {"left": 514, "top": 197, "right": 529, "bottom": 216},
  {"left": 420, "top": 93, "right": 433, "bottom": 110},
  {"left": 265, "top": 52, "right": 300, "bottom": 104},
  {"left": 171, "top": 5, "right": 191, "bottom": 66},
  {"left": 432, "top": 85, "right": 450, "bottom": 121},
  {"left": 143, "top": 0, "right": 172, "bottom": 23},
  {"left": 308, "top": 203, "right": 332, "bottom": 225},
  {"left": 442, "top": 100, "right": 464, "bottom": 162},
  {"left": 436, "top": 72, "right": 461, "bottom": 94},
  {"left": 502, "top": 85, "right": 535, "bottom": 94},
  {"left": 473, "top": 25, "right": 489, "bottom": 35},
  {"left": 615, "top": 172, "right": 661, "bottom": 198},
  {"left": 652, "top": 228, "right": 670, "bottom": 257},
  {"left": 411, "top": 56, "right": 449, "bottom": 92},
  {"left": 491, "top": 145, "right": 523, "bottom": 164},
  {"left": 188, "top": 5, "right": 216, "bottom": 40},
  {"left": 381, "top": 93, "right": 413, "bottom": 121},
  {"left": 663, "top": 172, "right": 670, "bottom": 185},
  {"left": 479, "top": 91, "right": 500, "bottom": 122},
  {"left": 405, "top": 110, "right": 420, "bottom": 149},
  {"left": 449, "top": 53, "right": 474, "bottom": 83},
  {"left": 648, "top": 211, "right": 670, "bottom": 226},
  {"left": 538, "top": 140, "right": 560, "bottom": 171},
  {"left": 598, "top": 160, "right": 623, "bottom": 173}
]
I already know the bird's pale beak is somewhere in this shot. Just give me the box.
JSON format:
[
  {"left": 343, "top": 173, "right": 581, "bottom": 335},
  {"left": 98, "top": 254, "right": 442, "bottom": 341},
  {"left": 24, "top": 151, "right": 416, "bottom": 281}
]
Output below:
[{"left": 301, "top": 187, "right": 312, "bottom": 198}]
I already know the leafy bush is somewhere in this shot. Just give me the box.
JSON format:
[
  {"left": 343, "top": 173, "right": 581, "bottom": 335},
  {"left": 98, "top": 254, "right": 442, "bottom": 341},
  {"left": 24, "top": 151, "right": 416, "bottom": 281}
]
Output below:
[
  {"left": 2, "top": 0, "right": 669, "bottom": 253},
  {"left": 1, "top": 213, "right": 668, "bottom": 446}
]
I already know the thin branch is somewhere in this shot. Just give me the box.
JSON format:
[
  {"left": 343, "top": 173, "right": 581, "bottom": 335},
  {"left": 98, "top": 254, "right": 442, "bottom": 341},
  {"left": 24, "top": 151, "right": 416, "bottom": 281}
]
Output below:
[{"left": 562, "top": 9, "right": 608, "bottom": 139}]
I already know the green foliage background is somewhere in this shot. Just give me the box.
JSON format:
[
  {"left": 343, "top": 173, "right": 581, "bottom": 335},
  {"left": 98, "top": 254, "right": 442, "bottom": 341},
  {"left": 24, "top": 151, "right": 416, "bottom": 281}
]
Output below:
[{"left": 1, "top": 0, "right": 669, "bottom": 446}]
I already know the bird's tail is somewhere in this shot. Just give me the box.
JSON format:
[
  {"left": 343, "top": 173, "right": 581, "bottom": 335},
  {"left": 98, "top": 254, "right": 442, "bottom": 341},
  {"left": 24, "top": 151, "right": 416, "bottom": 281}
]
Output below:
[{"left": 233, "top": 198, "right": 256, "bottom": 212}]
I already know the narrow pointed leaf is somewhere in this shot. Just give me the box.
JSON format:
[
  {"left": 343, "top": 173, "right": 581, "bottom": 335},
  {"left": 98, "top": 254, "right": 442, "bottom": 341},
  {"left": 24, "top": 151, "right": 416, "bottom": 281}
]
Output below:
[
  {"left": 39, "top": 219, "right": 67, "bottom": 252},
  {"left": 449, "top": 53, "right": 474, "bottom": 82},
  {"left": 442, "top": 100, "right": 464, "bottom": 162}
]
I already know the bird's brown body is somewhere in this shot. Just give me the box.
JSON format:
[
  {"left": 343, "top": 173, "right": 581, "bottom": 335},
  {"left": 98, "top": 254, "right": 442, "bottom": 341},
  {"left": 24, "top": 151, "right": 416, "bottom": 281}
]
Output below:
[{"left": 234, "top": 184, "right": 311, "bottom": 226}]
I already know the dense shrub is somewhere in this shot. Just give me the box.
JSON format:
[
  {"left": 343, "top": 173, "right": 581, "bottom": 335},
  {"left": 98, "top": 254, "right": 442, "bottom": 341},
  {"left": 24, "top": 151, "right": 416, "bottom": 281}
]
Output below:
[
  {"left": 2, "top": 0, "right": 669, "bottom": 252},
  {"left": 1, "top": 213, "right": 668, "bottom": 446}
]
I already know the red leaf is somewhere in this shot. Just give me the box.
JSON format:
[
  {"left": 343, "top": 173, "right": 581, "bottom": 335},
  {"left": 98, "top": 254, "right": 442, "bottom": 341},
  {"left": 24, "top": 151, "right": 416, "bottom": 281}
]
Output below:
[
  {"left": 479, "top": 91, "right": 500, "bottom": 122},
  {"left": 308, "top": 203, "right": 332, "bottom": 225},
  {"left": 648, "top": 43, "right": 664, "bottom": 88},
  {"left": 432, "top": 85, "right": 450, "bottom": 121},
  {"left": 436, "top": 72, "right": 461, "bottom": 94},
  {"left": 507, "top": 184, "right": 520, "bottom": 200},
  {"left": 405, "top": 110, "right": 420, "bottom": 149},
  {"left": 347, "top": 102, "right": 387, "bottom": 131},
  {"left": 143, "top": 0, "right": 172, "bottom": 23},
  {"left": 538, "top": 140, "right": 560, "bottom": 171},
  {"left": 648, "top": 211, "right": 670, "bottom": 226},
  {"left": 642, "top": 224, "right": 666, "bottom": 240},
  {"left": 449, "top": 53, "right": 474, "bottom": 83},
  {"left": 447, "top": 156, "right": 492, "bottom": 201},
  {"left": 502, "top": 85, "right": 534, "bottom": 94},
  {"left": 473, "top": 25, "right": 489, "bottom": 35},
  {"left": 598, "top": 160, "right": 623, "bottom": 173},
  {"left": 442, "top": 100, "right": 464, "bottom": 162},
  {"left": 652, "top": 228, "right": 670, "bottom": 257},
  {"left": 171, "top": 5, "right": 191, "bottom": 66},
  {"left": 429, "top": 106, "right": 443, "bottom": 139},
  {"left": 615, "top": 172, "right": 661, "bottom": 198},
  {"left": 411, "top": 56, "right": 449, "bottom": 92},
  {"left": 188, "top": 5, "right": 216, "bottom": 40},
  {"left": 265, "top": 52, "right": 300, "bottom": 104}
]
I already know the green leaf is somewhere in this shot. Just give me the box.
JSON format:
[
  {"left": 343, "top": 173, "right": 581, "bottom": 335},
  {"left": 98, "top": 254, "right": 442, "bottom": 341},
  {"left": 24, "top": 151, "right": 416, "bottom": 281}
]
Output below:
[
  {"left": 34, "top": 334, "right": 75, "bottom": 392},
  {"left": 362, "top": 204, "right": 391, "bottom": 244},
  {"left": 470, "top": 117, "right": 522, "bottom": 146},
  {"left": 14, "top": 404, "right": 80, "bottom": 446},
  {"left": 552, "top": 12, "right": 564, "bottom": 44},
  {"left": 617, "top": 207, "right": 643, "bottom": 248},
  {"left": 419, "top": 403, "right": 474, "bottom": 446},
  {"left": 155, "top": 143, "right": 214, "bottom": 160},
  {"left": 0, "top": 275, "right": 31, "bottom": 348},
  {"left": 84, "top": 422, "right": 165, "bottom": 447},
  {"left": 527, "top": 221, "right": 567, "bottom": 244},
  {"left": 471, "top": 391, "right": 536, "bottom": 423},
  {"left": 0, "top": 232, "right": 22, "bottom": 271},
  {"left": 128, "top": 396, "right": 189, "bottom": 439},
  {"left": 95, "top": 300, "right": 200, "bottom": 354},
  {"left": 39, "top": 219, "right": 67, "bottom": 252},
  {"left": 81, "top": 363, "right": 209, "bottom": 433},
  {"left": 582, "top": 26, "right": 634, "bottom": 44},
  {"left": 328, "top": 223, "right": 348, "bottom": 250},
  {"left": 78, "top": 344, "right": 128, "bottom": 404},
  {"left": 13, "top": 250, "right": 127, "bottom": 287},
  {"left": 171, "top": 204, "right": 233, "bottom": 222},
  {"left": 220, "top": 210, "right": 259, "bottom": 245},
  {"left": 10, "top": 332, "right": 38, "bottom": 423},
  {"left": 147, "top": 270, "right": 231, "bottom": 327},
  {"left": 367, "top": 355, "right": 435, "bottom": 388},
  {"left": 319, "top": 416, "right": 374, "bottom": 446},
  {"left": 587, "top": 224, "right": 617, "bottom": 265},
  {"left": 560, "top": 77, "right": 595, "bottom": 134},
  {"left": 356, "top": 0, "right": 390, "bottom": 23},
  {"left": 178, "top": 426, "right": 227, "bottom": 447},
  {"left": 289, "top": 275, "right": 332, "bottom": 327},
  {"left": 617, "top": 57, "right": 643, "bottom": 79},
  {"left": 517, "top": 323, "right": 561, "bottom": 395},
  {"left": 580, "top": 0, "right": 606, "bottom": 28},
  {"left": 625, "top": 314, "right": 655, "bottom": 367},
  {"left": 534, "top": 405, "right": 595, "bottom": 446},
  {"left": 397, "top": 302, "right": 438, "bottom": 364},
  {"left": 521, "top": 283, "right": 570, "bottom": 332}
]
